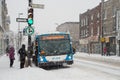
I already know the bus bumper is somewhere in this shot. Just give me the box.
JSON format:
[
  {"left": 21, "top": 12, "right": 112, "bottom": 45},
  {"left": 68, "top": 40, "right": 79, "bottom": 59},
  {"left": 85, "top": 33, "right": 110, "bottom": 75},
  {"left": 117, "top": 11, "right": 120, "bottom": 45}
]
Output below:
[{"left": 38, "top": 60, "right": 73, "bottom": 67}]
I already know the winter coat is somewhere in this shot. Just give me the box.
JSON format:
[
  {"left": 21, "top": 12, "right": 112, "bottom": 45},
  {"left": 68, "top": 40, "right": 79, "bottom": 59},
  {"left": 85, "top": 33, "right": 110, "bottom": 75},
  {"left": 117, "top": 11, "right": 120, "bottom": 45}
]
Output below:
[
  {"left": 8, "top": 47, "right": 15, "bottom": 59},
  {"left": 18, "top": 47, "right": 27, "bottom": 61}
]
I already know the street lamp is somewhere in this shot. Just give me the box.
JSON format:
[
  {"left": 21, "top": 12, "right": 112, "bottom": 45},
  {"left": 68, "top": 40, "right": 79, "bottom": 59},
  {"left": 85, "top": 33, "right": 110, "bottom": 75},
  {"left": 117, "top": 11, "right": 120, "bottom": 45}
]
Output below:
[{"left": 18, "top": 13, "right": 23, "bottom": 50}]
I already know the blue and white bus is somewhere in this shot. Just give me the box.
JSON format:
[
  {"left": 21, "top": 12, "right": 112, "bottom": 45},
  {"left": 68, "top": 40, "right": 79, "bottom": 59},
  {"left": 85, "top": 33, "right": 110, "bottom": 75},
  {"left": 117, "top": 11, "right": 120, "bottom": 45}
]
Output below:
[{"left": 33, "top": 32, "right": 74, "bottom": 67}]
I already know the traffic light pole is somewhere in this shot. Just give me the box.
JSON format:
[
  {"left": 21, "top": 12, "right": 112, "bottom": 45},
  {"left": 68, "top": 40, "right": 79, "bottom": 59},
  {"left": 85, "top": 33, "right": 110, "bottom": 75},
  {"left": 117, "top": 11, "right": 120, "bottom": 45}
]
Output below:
[
  {"left": 27, "top": 0, "right": 32, "bottom": 67},
  {"left": 29, "top": 0, "right": 32, "bottom": 7},
  {"left": 28, "top": 34, "right": 32, "bottom": 66},
  {"left": 27, "top": 0, "right": 44, "bottom": 67}
]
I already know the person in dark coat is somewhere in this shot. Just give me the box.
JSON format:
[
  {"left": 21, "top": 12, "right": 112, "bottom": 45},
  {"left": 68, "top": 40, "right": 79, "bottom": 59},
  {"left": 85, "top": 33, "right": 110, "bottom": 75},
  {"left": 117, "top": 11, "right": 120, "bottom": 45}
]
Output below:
[
  {"left": 106, "top": 47, "right": 110, "bottom": 56},
  {"left": 8, "top": 46, "right": 15, "bottom": 67},
  {"left": 18, "top": 44, "right": 27, "bottom": 69}
]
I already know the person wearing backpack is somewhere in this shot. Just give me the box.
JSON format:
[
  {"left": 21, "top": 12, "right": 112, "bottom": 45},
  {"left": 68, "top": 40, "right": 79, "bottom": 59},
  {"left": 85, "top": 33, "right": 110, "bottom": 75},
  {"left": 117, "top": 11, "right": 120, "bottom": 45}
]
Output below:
[{"left": 18, "top": 44, "right": 27, "bottom": 69}]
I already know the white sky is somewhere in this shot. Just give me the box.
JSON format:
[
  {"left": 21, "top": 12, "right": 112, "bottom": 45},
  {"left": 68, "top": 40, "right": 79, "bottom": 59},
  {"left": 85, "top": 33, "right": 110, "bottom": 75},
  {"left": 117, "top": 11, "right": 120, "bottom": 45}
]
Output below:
[{"left": 6, "top": 0, "right": 102, "bottom": 34}]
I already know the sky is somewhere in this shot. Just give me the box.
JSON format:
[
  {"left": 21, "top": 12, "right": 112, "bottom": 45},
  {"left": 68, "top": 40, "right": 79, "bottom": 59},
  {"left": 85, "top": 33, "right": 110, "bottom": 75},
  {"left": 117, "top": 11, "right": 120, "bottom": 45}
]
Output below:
[{"left": 6, "top": 0, "right": 102, "bottom": 34}]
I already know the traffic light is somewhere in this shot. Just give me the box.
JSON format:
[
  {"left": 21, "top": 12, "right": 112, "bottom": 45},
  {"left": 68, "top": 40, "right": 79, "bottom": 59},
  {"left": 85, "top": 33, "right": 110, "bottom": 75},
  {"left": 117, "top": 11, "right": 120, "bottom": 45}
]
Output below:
[{"left": 27, "top": 7, "right": 33, "bottom": 25}]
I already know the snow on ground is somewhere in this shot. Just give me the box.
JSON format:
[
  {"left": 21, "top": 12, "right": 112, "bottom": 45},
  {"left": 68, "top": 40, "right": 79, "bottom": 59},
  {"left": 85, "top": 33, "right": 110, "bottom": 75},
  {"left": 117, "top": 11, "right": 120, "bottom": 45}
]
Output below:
[
  {"left": 74, "top": 52, "right": 120, "bottom": 63},
  {"left": 0, "top": 54, "right": 62, "bottom": 80},
  {"left": 0, "top": 52, "right": 120, "bottom": 80}
]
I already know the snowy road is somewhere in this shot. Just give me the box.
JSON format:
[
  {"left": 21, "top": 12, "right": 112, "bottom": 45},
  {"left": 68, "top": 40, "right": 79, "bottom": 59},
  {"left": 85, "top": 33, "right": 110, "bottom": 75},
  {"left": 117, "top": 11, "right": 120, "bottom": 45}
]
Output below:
[
  {"left": 0, "top": 54, "right": 120, "bottom": 80},
  {"left": 73, "top": 59, "right": 120, "bottom": 80}
]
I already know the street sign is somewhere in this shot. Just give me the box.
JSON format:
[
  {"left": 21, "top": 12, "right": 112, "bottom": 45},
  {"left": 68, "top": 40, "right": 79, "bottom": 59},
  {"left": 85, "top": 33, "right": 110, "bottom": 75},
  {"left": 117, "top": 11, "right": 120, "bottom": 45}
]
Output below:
[
  {"left": 16, "top": 18, "right": 27, "bottom": 22},
  {"left": 26, "top": 26, "right": 34, "bottom": 35},
  {"left": 100, "top": 37, "right": 105, "bottom": 42},
  {"left": 32, "top": 4, "right": 44, "bottom": 9}
]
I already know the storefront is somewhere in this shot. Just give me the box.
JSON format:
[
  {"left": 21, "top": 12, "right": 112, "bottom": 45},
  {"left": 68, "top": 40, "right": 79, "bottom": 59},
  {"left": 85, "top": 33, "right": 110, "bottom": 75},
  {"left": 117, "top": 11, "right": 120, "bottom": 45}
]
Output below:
[
  {"left": 104, "top": 36, "right": 116, "bottom": 55},
  {"left": 116, "top": 37, "right": 120, "bottom": 56},
  {"left": 89, "top": 36, "right": 101, "bottom": 54},
  {"left": 79, "top": 39, "right": 89, "bottom": 53}
]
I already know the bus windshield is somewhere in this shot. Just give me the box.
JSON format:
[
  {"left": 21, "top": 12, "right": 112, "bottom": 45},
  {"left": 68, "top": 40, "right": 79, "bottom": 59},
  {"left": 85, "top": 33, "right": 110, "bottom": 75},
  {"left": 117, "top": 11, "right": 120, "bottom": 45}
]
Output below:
[{"left": 39, "top": 39, "right": 71, "bottom": 56}]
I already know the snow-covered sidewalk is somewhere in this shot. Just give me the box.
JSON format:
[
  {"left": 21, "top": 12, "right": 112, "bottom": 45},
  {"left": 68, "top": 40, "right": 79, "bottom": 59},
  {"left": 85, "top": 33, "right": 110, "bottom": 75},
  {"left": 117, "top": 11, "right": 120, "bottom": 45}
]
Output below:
[{"left": 0, "top": 54, "right": 65, "bottom": 80}]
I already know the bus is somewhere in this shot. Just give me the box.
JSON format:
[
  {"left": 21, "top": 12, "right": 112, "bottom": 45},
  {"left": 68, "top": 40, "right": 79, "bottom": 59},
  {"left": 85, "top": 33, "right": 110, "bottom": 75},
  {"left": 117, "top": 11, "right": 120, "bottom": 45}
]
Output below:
[{"left": 33, "top": 32, "right": 74, "bottom": 68}]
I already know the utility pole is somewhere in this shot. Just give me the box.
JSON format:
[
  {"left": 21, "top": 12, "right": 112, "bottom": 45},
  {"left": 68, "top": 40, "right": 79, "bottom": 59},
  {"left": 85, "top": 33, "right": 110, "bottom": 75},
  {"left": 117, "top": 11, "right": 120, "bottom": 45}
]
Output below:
[
  {"left": 29, "top": 0, "right": 32, "bottom": 7},
  {"left": 101, "top": 0, "right": 104, "bottom": 55}
]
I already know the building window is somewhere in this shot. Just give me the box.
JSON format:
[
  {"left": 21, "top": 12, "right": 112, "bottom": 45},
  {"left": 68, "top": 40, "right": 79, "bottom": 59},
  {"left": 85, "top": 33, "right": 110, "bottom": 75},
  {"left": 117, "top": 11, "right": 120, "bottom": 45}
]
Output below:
[
  {"left": 84, "top": 29, "right": 86, "bottom": 37},
  {"left": 118, "top": 11, "right": 120, "bottom": 29},
  {"left": 97, "top": 26, "right": 99, "bottom": 35},
  {"left": 113, "top": 18, "right": 116, "bottom": 31},
  {"left": 83, "top": 18, "right": 85, "bottom": 26},
  {"left": 86, "top": 29, "right": 89, "bottom": 37},
  {"left": 112, "top": 6, "right": 116, "bottom": 17},
  {"left": 85, "top": 16, "right": 88, "bottom": 26},
  {"left": 104, "top": 10, "right": 107, "bottom": 20},
  {"left": 97, "top": 12, "right": 100, "bottom": 18},
  {"left": 81, "top": 30, "right": 83, "bottom": 37},
  {"left": 81, "top": 19, "right": 83, "bottom": 27},
  {"left": 91, "top": 15, "right": 93, "bottom": 21},
  {"left": 91, "top": 27, "right": 93, "bottom": 36},
  {"left": 103, "top": 26, "right": 107, "bottom": 34}
]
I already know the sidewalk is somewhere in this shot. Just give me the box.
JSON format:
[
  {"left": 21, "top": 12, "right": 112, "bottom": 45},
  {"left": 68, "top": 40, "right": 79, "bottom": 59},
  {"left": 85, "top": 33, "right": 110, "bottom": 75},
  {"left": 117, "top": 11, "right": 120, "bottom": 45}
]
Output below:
[{"left": 74, "top": 52, "right": 120, "bottom": 66}]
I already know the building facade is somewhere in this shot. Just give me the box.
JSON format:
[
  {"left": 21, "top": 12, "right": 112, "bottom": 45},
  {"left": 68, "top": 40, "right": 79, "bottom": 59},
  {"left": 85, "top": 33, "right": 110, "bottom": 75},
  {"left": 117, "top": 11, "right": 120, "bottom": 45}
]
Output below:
[
  {"left": 116, "top": 9, "right": 120, "bottom": 56},
  {"left": 56, "top": 22, "right": 80, "bottom": 50},
  {"left": 79, "top": 0, "right": 120, "bottom": 56},
  {"left": 103, "top": 0, "right": 120, "bottom": 56},
  {"left": 0, "top": 0, "right": 10, "bottom": 55},
  {"left": 79, "top": 3, "right": 101, "bottom": 54}
]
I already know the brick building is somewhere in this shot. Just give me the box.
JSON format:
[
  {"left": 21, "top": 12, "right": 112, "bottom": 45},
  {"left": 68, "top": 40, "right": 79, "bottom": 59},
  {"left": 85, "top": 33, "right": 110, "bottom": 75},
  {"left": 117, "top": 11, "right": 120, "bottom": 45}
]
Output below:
[
  {"left": 79, "top": 3, "right": 101, "bottom": 54},
  {"left": 103, "top": 0, "right": 120, "bottom": 56}
]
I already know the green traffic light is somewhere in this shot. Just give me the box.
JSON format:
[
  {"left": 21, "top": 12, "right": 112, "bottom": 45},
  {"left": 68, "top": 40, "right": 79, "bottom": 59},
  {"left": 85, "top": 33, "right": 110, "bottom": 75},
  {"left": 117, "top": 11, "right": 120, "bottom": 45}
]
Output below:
[{"left": 28, "top": 19, "right": 33, "bottom": 25}]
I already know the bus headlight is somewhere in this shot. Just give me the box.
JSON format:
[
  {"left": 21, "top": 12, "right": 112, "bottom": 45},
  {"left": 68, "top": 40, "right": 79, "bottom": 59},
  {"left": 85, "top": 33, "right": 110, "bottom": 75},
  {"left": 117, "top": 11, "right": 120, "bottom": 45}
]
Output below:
[
  {"left": 68, "top": 56, "right": 72, "bottom": 59},
  {"left": 40, "top": 58, "right": 44, "bottom": 62},
  {"left": 40, "top": 56, "right": 47, "bottom": 62},
  {"left": 66, "top": 54, "right": 72, "bottom": 60}
]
